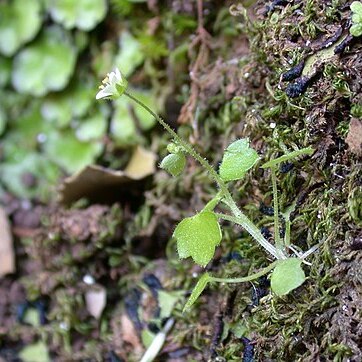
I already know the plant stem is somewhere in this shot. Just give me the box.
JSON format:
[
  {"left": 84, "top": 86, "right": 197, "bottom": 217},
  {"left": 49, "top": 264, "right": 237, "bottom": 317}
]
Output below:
[
  {"left": 210, "top": 260, "right": 278, "bottom": 283},
  {"left": 202, "top": 191, "right": 223, "bottom": 212},
  {"left": 124, "top": 90, "right": 283, "bottom": 259},
  {"left": 270, "top": 167, "right": 283, "bottom": 253},
  {"left": 125, "top": 91, "right": 229, "bottom": 195},
  {"left": 215, "top": 212, "right": 284, "bottom": 259}
]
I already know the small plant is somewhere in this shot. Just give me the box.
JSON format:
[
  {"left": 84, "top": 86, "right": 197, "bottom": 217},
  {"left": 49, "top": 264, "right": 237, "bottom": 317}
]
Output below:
[
  {"left": 350, "top": 1, "right": 362, "bottom": 37},
  {"left": 96, "top": 69, "right": 317, "bottom": 310}
]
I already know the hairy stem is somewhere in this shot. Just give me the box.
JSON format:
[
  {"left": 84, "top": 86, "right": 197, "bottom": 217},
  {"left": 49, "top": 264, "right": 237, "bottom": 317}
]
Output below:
[
  {"left": 271, "top": 167, "right": 283, "bottom": 253},
  {"left": 216, "top": 212, "right": 285, "bottom": 259},
  {"left": 125, "top": 91, "right": 229, "bottom": 194},
  {"left": 210, "top": 260, "right": 278, "bottom": 283}
]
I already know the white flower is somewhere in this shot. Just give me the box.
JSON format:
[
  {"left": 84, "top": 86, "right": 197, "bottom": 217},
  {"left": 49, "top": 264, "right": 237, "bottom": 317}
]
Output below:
[{"left": 96, "top": 68, "right": 128, "bottom": 100}]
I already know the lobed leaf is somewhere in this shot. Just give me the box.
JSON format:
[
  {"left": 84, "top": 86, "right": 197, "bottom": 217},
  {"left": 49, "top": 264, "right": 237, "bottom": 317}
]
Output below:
[
  {"left": 270, "top": 258, "right": 305, "bottom": 296},
  {"left": 0, "top": 0, "right": 42, "bottom": 56},
  {"left": 48, "top": 0, "right": 107, "bottom": 31},
  {"left": 12, "top": 26, "right": 76, "bottom": 96},
  {"left": 219, "top": 139, "right": 259, "bottom": 182},
  {"left": 173, "top": 211, "right": 222, "bottom": 267}
]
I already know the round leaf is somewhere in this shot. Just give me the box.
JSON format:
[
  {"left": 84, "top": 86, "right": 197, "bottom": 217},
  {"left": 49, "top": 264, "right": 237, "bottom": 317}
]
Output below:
[
  {"left": 44, "top": 130, "right": 103, "bottom": 174},
  {"left": 0, "top": 0, "right": 42, "bottom": 56},
  {"left": 219, "top": 139, "right": 259, "bottom": 182},
  {"left": 115, "top": 31, "right": 145, "bottom": 77},
  {"left": 270, "top": 258, "right": 305, "bottom": 296},
  {"left": 41, "top": 81, "right": 94, "bottom": 127},
  {"left": 173, "top": 211, "right": 222, "bottom": 267},
  {"left": 48, "top": 0, "right": 107, "bottom": 31},
  {"left": 160, "top": 153, "right": 186, "bottom": 177},
  {"left": 12, "top": 27, "right": 76, "bottom": 96}
]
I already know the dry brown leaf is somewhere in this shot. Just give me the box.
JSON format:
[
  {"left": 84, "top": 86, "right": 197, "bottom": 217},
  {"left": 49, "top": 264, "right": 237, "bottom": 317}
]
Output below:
[
  {"left": 85, "top": 285, "right": 106, "bottom": 319},
  {"left": 124, "top": 146, "right": 156, "bottom": 179},
  {"left": 0, "top": 207, "right": 15, "bottom": 277},
  {"left": 346, "top": 118, "right": 362, "bottom": 156},
  {"left": 59, "top": 146, "right": 156, "bottom": 205}
]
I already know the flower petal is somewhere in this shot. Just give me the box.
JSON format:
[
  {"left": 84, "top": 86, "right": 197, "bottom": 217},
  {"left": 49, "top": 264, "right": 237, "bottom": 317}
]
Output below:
[
  {"left": 114, "top": 68, "right": 121, "bottom": 81},
  {"left": 96, "top": 86, "right": 114, "bottom": 100}
]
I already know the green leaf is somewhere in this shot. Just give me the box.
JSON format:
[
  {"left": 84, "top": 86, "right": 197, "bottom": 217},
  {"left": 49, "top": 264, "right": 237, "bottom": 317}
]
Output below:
[
  {"left": 350, "top": 23, "right": 362, "bottom": 37},
  {"left": 183, "top": 273, "right": 211, "bottom": 311},
  {"left": 158, "top": 290, "right": 183, "bottom": 319},
  {"left": 351, "top": 1, "right": 362, "bottom": 14},
  {"left": 41, "top": 81, "right": 94, "bottom": 127},
  {"left": 0, "top": 153, "right": 60, "bottom": 201},
  {"left": 75, "top": 107, "right": 108, "bottom": 142},
  {"left": 160, "top": 153, "right": 186, "bottom": 177},
  {"left": 12, "top": 26, "right": 76, "bottom": 96},
  {"left": 0, "top": 0, "right": 42, "bottom": 56},
  {"left": 47, "top": 0, "right": 107, "bottom": 31},
  {"left": 115, "top": 31, "right": 145, "bottom": 77},
  {"left": 173, "top": 211, "right": 222, "bottom": 267},
  {"left": 111, "top": 90, "right": 156, "bottom": 146},
  {"left": 44, "top": 130, "right": 103, "bottom": 174},
  {"left": 219, "top": 139, "right": 259, "bottom": 182},
  {"left": 270, "top": 258, "right": 305, "bottom": 296},
  {"left": 19, "top": 341, "right": 50, "bottom": 362}
]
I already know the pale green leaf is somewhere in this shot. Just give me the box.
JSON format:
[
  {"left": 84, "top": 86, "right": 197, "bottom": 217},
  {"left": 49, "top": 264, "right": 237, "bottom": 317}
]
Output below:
[
  {"left": 350, "top": 23, "right": 362, "bottom": 37},
  {"left": 44, "top": 130, "right": 103, "bottom": 174},
  {"left": 141, "top": 329, "right": 155, "bottom": 348},
  {"left": 158, "top": 290, "right": 183, "bottom": 319},
  {"left": 76, "top": 108, "right": 108, "bottom": 142},
  {"left": 173, "top": 211, "right": 222, "bottom": 267},
  {"left": 0, "top": 153, "right": 60, "bottom": 201},
  {"left": 219, "top": 139, "right": 259, "bottom": 182},
  {"left": 160, "top": 153, "right": 186, "bottom": 177},
  {"left": 19, "top": 341, "right": 50, "bottom": 362},
  {"left": 270, "top": 258, "right": 305, "bottom": 296},
  {"left": 111, "top": 97, "right": 138, "bottom": 145},
  {"left": 115, "top": 31, "right": 145, "bottom": 77},
  {"left": 351, "top": 1, "right": 362, "bottom": 14},
  {"left": 48, "top": 0, "right": 107, "bottom": 31},
  {"left": 12, "top": 27, "right": 76, "bottom": 96},
  {"left": 41, "top": 81, "right": 94, "bottom": 127},
  {"left": 183, "top": 273, "right": 211, "bottom": 311},
  {"left": 111, "top": 90, "right": 156, "bottom": 146},
  {"left": 0, "top": 0, "right": 42, "bottom": 56}
]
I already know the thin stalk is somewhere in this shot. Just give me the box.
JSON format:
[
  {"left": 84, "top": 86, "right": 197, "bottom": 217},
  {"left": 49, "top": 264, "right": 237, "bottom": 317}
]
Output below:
[
  {"left": 215, "top": 213, "right": 285, "bottom": 259},
  {"left": 202, "top": 191, "right": 223, "bottom": 212},
  {"left": 270, "top": 167, "right": 283, "bottom": 253},
  {"left": 125, "top": 91, "right": 229, "bottom": 196},
  {"left": 210, "top": 261, "right": 278, "bottom": 283}
]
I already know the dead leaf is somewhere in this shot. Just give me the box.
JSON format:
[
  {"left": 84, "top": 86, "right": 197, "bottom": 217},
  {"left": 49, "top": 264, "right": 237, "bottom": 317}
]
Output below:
[
  {"left": 85, "top": 285, "right": 106, "bottom": 319},
  {"left": 59, "top": 146, "right": 156, "bottom": 205},
  {"left": 0, "top": 207, "right": 15, "bottom": 277},
  {"left": 346, "top": 118, "right": 362, "bottom": 156},
  {"left": 124, "top": 146, "right": 156, "bottom": 179}
]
